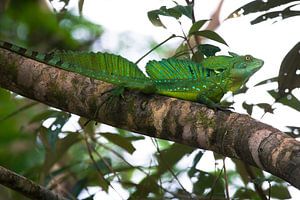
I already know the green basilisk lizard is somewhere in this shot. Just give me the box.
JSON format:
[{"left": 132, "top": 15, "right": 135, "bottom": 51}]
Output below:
[{"left": 0, "top": 41, "right": 264, "bottom": 109}]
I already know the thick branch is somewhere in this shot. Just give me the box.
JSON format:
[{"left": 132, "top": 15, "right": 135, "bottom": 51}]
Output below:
[
  {"left": 0, "top": 165, "right": 68, "bottom": 200},
  {"left": 0, "top": 48, "right": 300, "bottom": 189}
]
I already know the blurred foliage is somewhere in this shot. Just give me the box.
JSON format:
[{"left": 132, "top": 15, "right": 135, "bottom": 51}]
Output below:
[
  {"left": 0, "top": 0, "right": 102, "bottom": 50},
  {"left": 0, "top": 0, "right": 299, "bottom": 199}
]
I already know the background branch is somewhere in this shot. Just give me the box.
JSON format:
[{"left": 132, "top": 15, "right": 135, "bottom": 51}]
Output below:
[{"left": 0, "top": 165, "right": 68, "bottom": 200}]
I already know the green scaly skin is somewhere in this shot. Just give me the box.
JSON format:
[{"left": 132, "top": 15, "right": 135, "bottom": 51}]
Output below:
[{"left": 0, "top": 41, "right": 264, "bottom": 109}]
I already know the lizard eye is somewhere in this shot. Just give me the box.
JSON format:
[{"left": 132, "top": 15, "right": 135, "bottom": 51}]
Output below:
[{"left": 245, "top": 55, "right": 252, "bottom": 61}]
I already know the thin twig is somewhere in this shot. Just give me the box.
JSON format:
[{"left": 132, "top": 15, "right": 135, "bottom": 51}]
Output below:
[
  {"left": 83, "top": 132, "right": 124, "bottom": 199},
  {"left": 222, "top": 157, "right": 230, "bottom": 200},
  {"left": 151, "top": 138, "right": 194, "bottom": 199},
  {"left": 135, "top": 34, "right": 177, "bottom": 64},
  {"left": 89, "top": 136, "right": 122, "bottom": 182},
  {"left": 97, "top": 142, "right": 183, "bottom": 199},
  {"left": 179, "top": 22, "right": 195, "bottom": 55},
  {"left": 0, "top": 101, "right": 39, "bottom": 122},
  {"left": 243, "top": 163, "right": 268, "bottom": 200},
  {"left": 209, "top": 164, "right": 224, "bottom": 200}
]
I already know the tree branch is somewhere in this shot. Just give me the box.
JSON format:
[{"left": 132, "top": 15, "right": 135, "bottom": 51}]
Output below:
[
  {"left": 0, "top": 48, "right": 300, "bottom": 189},
  {"left": 0, "top": 165, "right": 68, "bottom": 200}
]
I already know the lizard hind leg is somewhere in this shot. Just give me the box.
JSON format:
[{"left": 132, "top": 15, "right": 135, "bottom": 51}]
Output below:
[{"left": 196, "top": 94, "right": 231, "bottom": 111}]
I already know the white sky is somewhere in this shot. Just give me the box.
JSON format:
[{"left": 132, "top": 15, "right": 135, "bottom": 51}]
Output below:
[{"left": 58, "top": 0, "right": 300, "bottom": 199}]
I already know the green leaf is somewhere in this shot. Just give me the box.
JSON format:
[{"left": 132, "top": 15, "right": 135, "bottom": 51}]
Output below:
[
  {"left": 29, "top": 110, "right": 63, "bottom": 123},
  {"left": 101, "top": 132, "right": 136, "bottom": 154},
  {"left": 70, "top": 178, "right": 88, "bottom": 196},
  {"left": 42, "top": 131, "right": 81, "bottom": 174},
  {"left": 227, "top": 0, "right": 300, "bottom": 19},
  {"left": 191, "top": 50, "right": 204, "bottom": 63},
  {"left": 78, "top": 0, "right": 85, "bottom": 15},
  {"left": 193, "top": 30, "right": 228, "bottom": 46},
  {"left": 174, "top": 5, "right": 193, "bottom": 20},
  {"left": 269, "top": 185, "right": 291, "bottom": 199},
  {"left": 242, "top": 102, "right": 253, "bottom": 115},
  {"left": 147, "top": 10, "right": 166, "bottom": 28},
  {"left": 254, "top": 77, "right": 278, "bottom": 87},
  {"left": 147, "top": 5, "right": 193, "bottom": 28},
  {"left": 173, "top": 42, "right": 190, "bottom": 59},
  {"left": 269, "top": 90, "right": 300, "bottom": 112},
  {"left": 197, "top": 44, "right": 221, "bottom": 57},
  {"left": 233, "top": 188, "right": 258, "bottom": 199},
  {"left": 157, "top": 143, "right": 194, "bottom": 175},
  {"left": 46, "top": 112, "right": 70, "bottom": 150},
  {"left": 129, "top": 174, "right": 161, "bottom": 199},
  {"left": 251, "top": 5, "right": 300, "bottom": 24},
  {"left": 192, "top": 151, "right": 203, "bottom": 168},
  {"left": 256, "top": 103, "right": 274, "bottom": 114},
  {"left": 188, "top": 19, "right": 210, "bottom": 36},
  {"left": 188, "top": 151, "right": 203, "bottom": 177},
  {"left": 278, "top": 42, "right": 300, "bottom": 97},
  {"left": 88, "top": 157, "right": 112, "bottom": 191}
]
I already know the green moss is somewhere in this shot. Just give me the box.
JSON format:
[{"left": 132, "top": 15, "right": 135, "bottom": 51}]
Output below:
[
  {"left": 48, "top": 84, "right": 68, "bottom": 108},
  {"left": 196, "top": 112, "right": 216, "bottom": 129}
]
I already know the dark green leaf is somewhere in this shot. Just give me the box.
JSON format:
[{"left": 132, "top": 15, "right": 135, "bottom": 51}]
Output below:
[
  {"left": 269, "top": 90, "right": 300, "bottom": 112},
  {"left": 242, "top": 102, "right": 254, "bottom": 115},
  {"left": 251, "top": 5, "right": 300, "bottom": 24},
  {"left": 88, "top": 157, "right": 112, "bottom": 174},
  {"left": 173, "top": 42, "right": 190, "bottom": 59},
  {"left": 78, "top": 0, "right": 85, "bottom": 15},
  {"left": 192, "top": 151, "right": 203, "bottom": 168},
  {"left": 193, "top": 170, "right": 224, "bottom": 198},
  {"left": 42, "top": 132, "right": 81, "bottom": 174},
  {"left": 193, "top": 30, "right": 228, "bottom": 46},
  {"left": 157, "top": 143, "right": 194, "bottom": 175},
  {"left": 233, "top": 159, "right": 250, "bottom": 185},
  {"left": 256, "top": 103, "right": 274, "bottom": 114},
  {"left": 227, "top": 0, "right": 300, "bottom": 19},
  {"left": 29, "top": 110, "right": 64, "bottom": 123},
  {"left": 147, "top": 10, "right": 166, "bottom": 28},
  {"left": 70, "top": 178, "right": 88, "bottom": 196},
  {"left": 88, "top": 158, "right": 111, "bottom": 191},
  {"left": 129, "top": 174, "right": 160, "bottom": 199},
  {"left": 47, "top": 112, "right": 70, "bottom": 149},
  {"left": 147, "top": 5, "right": 193, "bottom": 28},
  {"left": 254, "top": 77, "right": 278, "bottom": 87},
  {"left": 193, "top": 172, "right": 214, "bottom": 194},
  {"left": 188, "top": 20, "right": 210, "bottom": 36},
  {"left": 198, "top": 44, "right": 221, "bottom": 57},
  {"left": 269, "top": 185, "right": 291, "bottom": 199},
  {"left": 174, "top": 5, "right": 193, "bottom": 20},
  {"left": 101, "top": 132, "right": 136, "bottom": 154},
  {"left": 278, "top": 42, "right": 300, "bottom": 97},
  {"left": 233, "top": 188, "right": 258, "bottom": 199}
]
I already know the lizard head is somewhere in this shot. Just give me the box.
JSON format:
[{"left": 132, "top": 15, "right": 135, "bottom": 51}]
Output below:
[{"left": 228, "top": 52, "right": 264, "bottom": 91}]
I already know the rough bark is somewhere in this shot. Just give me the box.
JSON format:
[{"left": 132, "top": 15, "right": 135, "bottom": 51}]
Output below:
[
  {"left": 0, "top": 48, "right": 300, "bottom": 189},
  {"left": 0, "top": 165, "right": 68, "bottom": 200}
]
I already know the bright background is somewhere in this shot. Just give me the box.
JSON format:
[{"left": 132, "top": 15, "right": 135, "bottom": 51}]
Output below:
[{"left": 51, "top": 0, "right": 300, "bottom": 199}]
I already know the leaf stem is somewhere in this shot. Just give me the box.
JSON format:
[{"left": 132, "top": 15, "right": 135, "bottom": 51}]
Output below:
[{"left": 135, "top": 34, "right": 177, "bottom": 64}]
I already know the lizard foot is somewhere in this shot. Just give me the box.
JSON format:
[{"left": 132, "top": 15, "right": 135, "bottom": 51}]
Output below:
[{"left": 84, "top": 86, "right": 126, "bottom": 127}]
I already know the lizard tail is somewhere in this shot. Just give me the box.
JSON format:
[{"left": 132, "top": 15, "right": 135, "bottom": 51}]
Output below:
[{"left": 0, "top": 41, "right": 152, "bottom": 90}]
